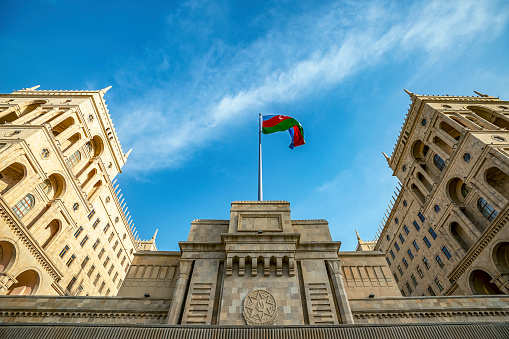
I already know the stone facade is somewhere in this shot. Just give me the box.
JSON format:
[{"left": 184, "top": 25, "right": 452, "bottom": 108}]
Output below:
[
  {"left": 0, "top": 87, "right": 142, "bottom": 297},
  {"left": 374, "top": 91, "right": 509, "bottom": 297}
]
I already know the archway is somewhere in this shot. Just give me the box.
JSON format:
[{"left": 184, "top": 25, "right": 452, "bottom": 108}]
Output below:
[
  {"left": 433, "top": 136, "right": 453, "bottom": 156},
  {"left": 470, "top": 269, "right": 503, "bottom": 295},
  {"left": 46, "top": 173, "right": 66, "bottom": 200},
  {"left": 81, "top": 168, "right": 97, "bottom": 189},
  {"left": 440, "top": 121, "right": 461, "bottom": 140},
  {"left": 411, "top": 184, "right": 425, "bottom": 204},
  {"left": 417, "top": 172, "right": 433, "bottom": 192},
  {"left": 61, "top": 133, "right": 81, "bottom": 152},
  {"left": 450, "top": 222, "right": 472, "bottom": 252},
  {"left": 468, "top": 106, "right": 509, "bottom": 130},
  {"left": 412, "top": 140, "right": 429, "bottom": 161},
  {"left": 19, "top": 100, "right": 46, "bottom": 116},
  {"left": 41, "top": 219, "right": 61, "bottom": 249},
  {"left": 0, "top": 162, "right": 26, "bottom": 195},
  {"left": 6, "top": 270, "right": 40, "bottom": 295},
  {"left": 493, "top": 242, "right": 509, "bottom": 274},
  {"left": 486, "top": 167, "right": 509, "bottom": 201},
  {"left": 447, "top": 178, "right": 470, "bottom": 204},
  {"left": 91, "top": 135, "right": 105, "bottom": 157},
  {"left": 51, "top": 117, "right": 74, "bottom": 136},
  {"left": 449, "top": 116, "right": 470, "bottom": 129},
  {"left": 0, "top": 241, "right": 16, "bottom": 272}
]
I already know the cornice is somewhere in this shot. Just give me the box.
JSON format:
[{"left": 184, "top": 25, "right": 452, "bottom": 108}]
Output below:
[
  {"left": 353, "top": 309, "right": 509, "bottom": 320},
  {"left": 0, "top": 310, "right": 167, "bottom": 321}
]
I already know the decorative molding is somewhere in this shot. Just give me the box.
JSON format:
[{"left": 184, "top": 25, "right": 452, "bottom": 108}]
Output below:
[
  {"left": 353, "top": 310, "right": 509, "bottom": 320},
  {"left": 0, "top": 310, "right": 167, "bottom": 321},
  {"left": 237, "top": 214, "right": 282, "bottom": 232}
]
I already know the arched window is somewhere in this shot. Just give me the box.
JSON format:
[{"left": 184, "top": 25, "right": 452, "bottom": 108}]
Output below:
[
  {"left": 450, "top": 222, "right": 471, "bottom": 252},
  {"left": 68, "top": 150, "right": 81, "bottom": 168},
  {"left": 485, "top": 167, "right": 509, "bottom": 201},
  {"left": 40, "top": 179, "right": 51, "bottom": 195},
  {"left": 433, "top": 154, "right": 445, "bottom": 171},
  {"left": 12, "top": 194, "right": 35, "bottom": 218},
  {"left": 433, "top": 136, "right": 453, "bottom": 156},
  {"left": 440, "top": 121, "right": 461, "bottom": 140},
  {"left": 86, "top": 141, "right": 92, "bottom": 153},
  {"left": 477, "top": 198, "right": 498, "bottom": 222},
  {"left": 470, "top": 269, "right": 503, "bottom": 295}
]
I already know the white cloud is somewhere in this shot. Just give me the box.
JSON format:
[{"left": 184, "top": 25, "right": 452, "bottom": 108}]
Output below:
[{"left": 113, "top": 0, "right": 509, "bottom": 173}]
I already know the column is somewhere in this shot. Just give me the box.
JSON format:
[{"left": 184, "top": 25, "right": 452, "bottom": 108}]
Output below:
[
  {"left": 12, "top": 106, "right": 44, "bottom": 125},
  {"left": 326, "top": 260, "right": 354, "bottom": 324},
  {"left": 48, "top": 111, "right": 72, "bottom": 129},
  {"left": 428, "top": 142, "right": 449, "bottom": 162},
  {"left": 167, "top": 259, "right": 193, "bottom": 324},
  {"left": 30, "top": 108, "right": 60, "bottom": 125},
  {"left": 434, "top": 129, "right": 457, "bottom": 149},
  {"left": 470, "top": 178, "right": 506, "bottom": 211},
  {"left": 55, "top": 124, "right": 80, "bottom": 144},
  {"left": 451, "top": 206, "right": 482, "bottom": 239},
  {"left": 64, "top": 138, "right": 88, "bottom": 158}
]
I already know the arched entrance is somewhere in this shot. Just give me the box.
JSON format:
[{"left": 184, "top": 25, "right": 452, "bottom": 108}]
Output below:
[
  {"left": 470, "top": 269, "right": 503, "bottom": 295},
  {"left": 6, "top": 270, "right": 40, "bottom": 295},
  {"left": 0, "top": 241, "right": 16, "bottom": 273}
]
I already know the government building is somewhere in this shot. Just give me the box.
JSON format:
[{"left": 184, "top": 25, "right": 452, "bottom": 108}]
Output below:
[{"left": 0, "top": 88, "right": 508, "bottom": 338}]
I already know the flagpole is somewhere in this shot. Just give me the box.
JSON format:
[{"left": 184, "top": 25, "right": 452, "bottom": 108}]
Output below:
[{"left": 258, "top": 113, "right": 263, "bottom": 201}]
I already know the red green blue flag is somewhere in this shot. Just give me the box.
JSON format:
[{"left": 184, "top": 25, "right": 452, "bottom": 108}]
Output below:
[{"left": 262, "top": 115, "right": 305, "bottom": 149}]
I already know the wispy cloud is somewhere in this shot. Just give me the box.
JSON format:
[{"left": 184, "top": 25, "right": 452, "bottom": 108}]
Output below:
[{"left": 112, "top": 0, "right": 508, "bottom": 173}]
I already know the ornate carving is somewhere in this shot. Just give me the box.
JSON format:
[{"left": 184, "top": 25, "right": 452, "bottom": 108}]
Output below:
[{"left": 243, "top": 289, "right": 278, "bottom": 325}]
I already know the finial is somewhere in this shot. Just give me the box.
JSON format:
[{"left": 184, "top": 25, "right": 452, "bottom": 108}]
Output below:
[
  {"left": 100, "top": 86, "right": 112, "bottom": 95},
  {"left": 125, "top": 148, "right": 132, "bottom": 158},
  {"left": 382, "top": 152, "right": 391, "bottom": 163},
  {"left": 404, "top": 89, "right": 416, "bottom": 98},
  {"left": 473, "top": 91, "right": 488, "bottom": 97},
  {"left": 355, "top": 230, "right": 361, "bottom": 241},
  {"left": 21, "top": 85, "right": 40, "bottom": 91},
  {"left": 151, "top": 229, "right": 158, "bottom": 240}
]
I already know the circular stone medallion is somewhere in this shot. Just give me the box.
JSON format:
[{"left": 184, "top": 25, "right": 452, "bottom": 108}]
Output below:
[{"left": 243, "top": 289, "right": 278, "bottom": 325}]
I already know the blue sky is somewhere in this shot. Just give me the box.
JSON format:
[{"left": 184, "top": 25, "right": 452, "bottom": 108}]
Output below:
[{"left": 2, "top": 0, "right": 509, "bottom": 251}]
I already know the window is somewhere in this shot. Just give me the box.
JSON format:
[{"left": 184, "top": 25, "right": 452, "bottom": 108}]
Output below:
[
  {"left": 106, "top": 288, "right": 111, "bottom": 296},
  {"left": 86, "top": 141, "right": 92, "bottom": 152},
  {"left": 81, "top": 256, "right": 89, "bottom": 269},
  {"left": 103, "top": 256, "right": 110, "bottom": 267},
  {"left": 98, "top": 248, "right": 105, "bottom": 259},
  {"left": 80, "top": 235, "right": 89, "bottom": 247},
  {"left": 493, "top": 135, "right": 507, "bottom": 142},
  {"left": 403, "top": 225, "right": 410, "bottom": 234},
  {"left": 423, "top": 145, "right": 430, "bottom": 157},
  {"left": 463, "top": 153, "right": 471, "bottom": 162},
  {"left": 59, "top": 245, "right": 70, "bottom": 258},
  {"left": 93, "top": 273, "right": 101, "bottom": 286},
  {"left": 68, "top": 150, "right": 81, "bottom": 167},
  {"left": 113, "top": 272, "right": 118, "bottom": 282},
  {"left": 130, "top": 249, "right": 133, "bottom": 255},
  {"left": 73, "top": 203, "right": 79, "bottom": 211},
  {"left": 74, "top": 226, "right": 83, "bottom": 238},
  {"left": 41, "top": 179, "right": 51, "bottom": 194},
  {"left": 423, "top": 257, "right": 431, "bottom": 269},
  {"left": 393, "top": 273, "right": 399, "bottom": 283},
  {"left": 411, "top": 274, "right": 418, "bottom": 286},
  {"left": 125, "top": 265, "right": 129, "bottom": 273},
  {"left": 417, "top": 266, "right": 424, "bottom": 278},
  {"left": 113, "top": 240, "right": 119, "bottom": 251},
  {"left": 433, "top": 154, "right": 445, "bottom": 171},
  {"left": 117, "top": 279, "right": 123, "bottom": 289},
  {"left": 402, "top": 258, "right": 409, "bottom": 268},
  {"left": 398, "top": 265, "right": 403, "bottom": 276},
  {"left": 434, "top": 205, "right": 440, "bottom": 212},
  {"left": 399, "top": 234, "right": 405, "bottom": 243},
  {"left": 105, "top": 196, "right": 110, "bottom": 203},
  {"left": 87, "top": 265, "right": 95, "bottom": 277},
  {"left": 67, "top": 277, "right": 77, "bottom": 291},
  {"left": 99, "top": 281, "right": 105, "bottom": 293},
  {"left": 406, "top": 282, "right": 412, "bottom": 294},
  {"left": 41, "top": 148, "right": 50, "bottom": 158},
  {"left": 435, "top": 255, "right": 445, "bottom": 268},
  {"left": 442, "top": 246, "right": 452, "bottom": 259},
  {"left": 117, "top": 249, "right": 122, "bottom": 258},
  {"left": 434, "top": 278, "right": 444, "bottom": 291},
  {"left": 408, "top": 249, "right": 414, "bottom": 260},
  {"left": 423, "top": 236, "right": 431, "bottom": 248},
  {"left": 401, "top": 289, "right": 406, "bottom": 297},
  {"left": 66, "top": 254, "right": 76, "bottom": 267},
  {"left": 403, "top": 200, "right": 407, "bottom": 207},
  {"left": 418, "top": 212, "right": 425, "bottom": 222},
  {"left": 92, "top": 239, "right": 100, "bottom": 250},
  {"left": 429, "top": 227, "right": 437, "bottom": 239},
  {"left": 108, "top": 232, "right": 114, "bottom": 242},
  {"left": 386, "top": 257, "right": 391, "bottom": 266},
  {"left": 395, "top": 218, "right": 399, "bottom": 224},
  {"left": 413, "top": 221, "right": 420, "bottom": 231},
  {"left": 394, "top": 243, "right": 400, "bottom": 252},
  {"left": 88, "top": 115, "right": 94, "bottom": 123},
  {"left": 123, "top": 234, "right": 126, "bottom": 240},
  {"left": 121, "top": 256, "right": 126, "bottom": 265},
  {"left": 427, "top": 286, "right": 436, "bottom": 296},
  {"left": 103, "top": 223, "right": 110, "bottom": 233},
  {"left": 477, "top": 198, "right": 498, "bottom": 222},
  {"left": 390, "top": 250, "right": 395, "bottom": 259},
  {"left": 92, "top": 218, "right": 100, "bottom": 229},
  {"left": 75, "top": 285, "right": 84, "bottom": 296},
  {"left": 12, "top": 194, "right": 35, "bottom": 218},
  {"left": 413, "top": 240, "right": 420, "bottom": 251},
  {"left": 421, "top": 119, "right": 427, "bottom": 126},
  {"left": 115, "top": 217, "right": 119, "bottom": 223},
  {"left": 87, "top": 210, "right": 95, "bottom": 220},
  {"left": 108, "top": 265, "right": 114, "bottom": 275}
]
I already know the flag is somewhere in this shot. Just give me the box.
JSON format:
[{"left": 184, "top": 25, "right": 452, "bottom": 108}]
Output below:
[{"left": 262, "top": 115, "right": 305, "bottom": 149}]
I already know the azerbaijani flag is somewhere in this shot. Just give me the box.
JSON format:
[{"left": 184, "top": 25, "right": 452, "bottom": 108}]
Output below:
[{"left": 262, "top": 115, "right": 305, "bottom": 149}]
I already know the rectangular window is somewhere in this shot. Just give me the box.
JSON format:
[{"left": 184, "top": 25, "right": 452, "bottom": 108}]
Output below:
[
  {"left": 393, "top": 273, "right": 399, "bottom": 283},
  {"left": 408, "top": 249, "right": 414, "bottom": 260},
  {"left": 417, "top": 266, "right": 424, "bottom": 278},
  {"left": 106, "top": 288, "right": 111, "bottom": 296},
  {"left": 401, "top": 289, "right": 406, "bottom": 297},
  {"left": 93, "top": 273, "right": 101, "bottom": 286},
  {"left": 413, "top": 240, "right": 420, "bottom": 251},
  {"left": 125, "top": 265, "right": 129, "bottom": 273},
  {"left": 92, "top": 218, "right": 100, "bottom": 229},
  {"left": 428, "top": 286, "right": 436, "bottom": 296},
  {"left": 74, "top": 226, "right": 83, "bottom": 238},
  {"left": 66, "top": 277, "right": 77, "bottom": 291},
  {"left": 399, "top": 234, "right": 405, "bottom": 243},
  {"left": 75, "top": 285, "right": 83, "bottom": 296},
  {"left": 80, "top": 235, "right": 89, "bottom": 247},
  {"left": 398, "top": 265, "right": 403, "bottom": 276},
  {"left": 113, "top": 272, "right": 119, "bottom": 282},
  {"left": 108, "top": 232, "right": 114, "bottom": 242},
  {"left": 434, "top": 278, "right": 444, "bottom": 291},
  {"left": 66, "top": 254, "right": 76, "bottom": 267},
  {"left": 429, "top": 227, "right": 437, "bottom": 239},
  {"left": 386, "top": 257, "right": 391, "bottom": 266},
  {"left": 390, "top": 250, "right": 395, "bottom": 259},
  {"left": 403, "top": 225, "right": 410, "bottom": 234},
  {"left": 117, "top": 249, "right": 122, "bottom": 258},
  {"left": 103, "top": 256, "right": 110, "bottom": 267},
  {"left": 99, "top": 281, "right": 105, "bottom": 293},
  {"left": 423, "top": 257, "right": 430, "bottom": 269},
  {"left": 394, "top": 243, "right": 400, "bottom": 252},
  {"left": 59, "top": 245, "right": 69, "bottom": 258},
  {"left": 411, "top": 274, "right": 418, "bottom": 286},
  {"left": 402, "top": 258, "right": 408, "bottom": 268},
  {"left": 413, "top": 221, "right": 420, "bottom": 231},
  {"left": 108, "top": 264, "right": 114, "bottom": 275},
  {"left": 87, "top": 209, "right": 95, "bottom": 220},
  {"left": 92, "top": 239, "right": 100, "bottom": 250},
  {"left": 442, "top": 246, "right": 452, "bottom": 259},
  {"left": 406, "top": 282, "right": 412, "bottom": 294},
  {"left": 435, "top": 255, "right": 445, "bottom": 268},
  {"left": 103, "top": 223, "right": 110, "bottom": 233},
  {"left": 87, "top": 265, "right": 95, "bottom": 277},
  {"left": 113, "top": 240, "right": 119, "bottom": 251},
  {"left": 423, "top": 236, "right": 431, "bottom": 248},
  {"left": 98, "top": 248, "right": 105, "bottom": 259},
  {"left": 121, "top": 256, "right": 126, "bottom": 265},
  {"left": 81, "top": 256, "right": 89, "bottom": 269},
  {"left": 418, "top": 212, "right": 425, "bottom": 222},
  {"left": 117, "top": 279, "right": 123, "bottom": 289}
]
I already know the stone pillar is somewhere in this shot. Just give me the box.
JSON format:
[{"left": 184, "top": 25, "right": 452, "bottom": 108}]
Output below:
[
  {"left": 491, "top": 273, "right": 509, "bottom": 294},
  {"left": 55, "top": 124, "right": 80, "bottom": 145},
  {"left": 64, "top": 138, "right": 88, "bottom": 158},
  {"left": 0, "top": 272, "right": 17, "bottom": 294},
  {"left": 326, "top": 260, "right": 354, "bottom": 324},
  {"left": 12, "top": 107, "right": 44, "bottom": 125},
  {"left": 413, "top": 178, "right": 430, "bottom": 197},
  {"left": 428, "top": 142, "right": 449, "bottom": 162},
  {"left": 48, "top": 110, "right": 74, "bottom": 129},
  {"left": 471, "top": 178, "right": 507, "bottom": 211},
  {"left": 451, "top": 206, "right": 482, "bottom": 239},
  {"left": 29, "top": 108, "right": 60, "bottom": 125},
  {"left": 434, "top": 128, "right": 457, "bottom": 149},
  {"left": 167, "top": 259, "right": 193, "bottom": 324}
]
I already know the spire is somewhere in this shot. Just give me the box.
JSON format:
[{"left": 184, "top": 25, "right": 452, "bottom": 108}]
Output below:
[
  {"left": 382, "top": 151, "right": 391, "bottom": 163},
  {"left": 473, "top": 91, "right": 489, "bottom": 97},
  {"left": 404, "top": 88, "right": 416, "bottom": 99},
  {"left": 355, "top": 229, "right": 361, "bottom": 241},
  {"left": 125, "top": 148, "right": 133, "bottom": 158},
  {"left": 21, "top": 85, "right": 40, "bottom": 91},
  {"left": 151, "top": 229, "right": 158, "bottom": 241},
  {"left": 100, "top": 86, "right": 112, "bottom": 95}
]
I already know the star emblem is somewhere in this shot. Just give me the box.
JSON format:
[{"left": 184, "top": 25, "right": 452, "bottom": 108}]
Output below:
[{"left": 243, "top": 290, "right": 277, "bottom": 325}]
